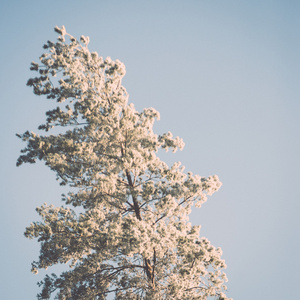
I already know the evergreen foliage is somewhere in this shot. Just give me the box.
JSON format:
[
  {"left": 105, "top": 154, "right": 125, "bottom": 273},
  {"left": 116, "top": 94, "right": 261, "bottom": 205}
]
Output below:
[{"left": 17, "top": 26, "right": 231, "bottom": 300}]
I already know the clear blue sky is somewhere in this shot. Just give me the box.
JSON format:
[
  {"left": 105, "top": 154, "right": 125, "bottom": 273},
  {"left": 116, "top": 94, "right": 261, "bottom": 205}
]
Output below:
[{"left": 1, "top": 1, "right": 299, "bottom": 299}]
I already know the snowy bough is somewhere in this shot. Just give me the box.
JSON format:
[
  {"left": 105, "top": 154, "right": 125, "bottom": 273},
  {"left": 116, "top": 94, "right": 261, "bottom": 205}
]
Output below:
[{"left": 17, "top": 26, "right": 231, "bottom": 300}]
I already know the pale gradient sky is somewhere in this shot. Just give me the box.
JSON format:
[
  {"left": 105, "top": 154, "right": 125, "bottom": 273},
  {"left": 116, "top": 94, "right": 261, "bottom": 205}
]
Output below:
[{"left": 1, "top": 1, "right": 299, "bottom": 299}]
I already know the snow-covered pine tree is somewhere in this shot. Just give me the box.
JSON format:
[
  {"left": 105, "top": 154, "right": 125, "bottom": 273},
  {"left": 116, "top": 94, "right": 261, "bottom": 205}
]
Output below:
[{"left": 17, "top": 26, "right": 231, "bottom": 300}]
